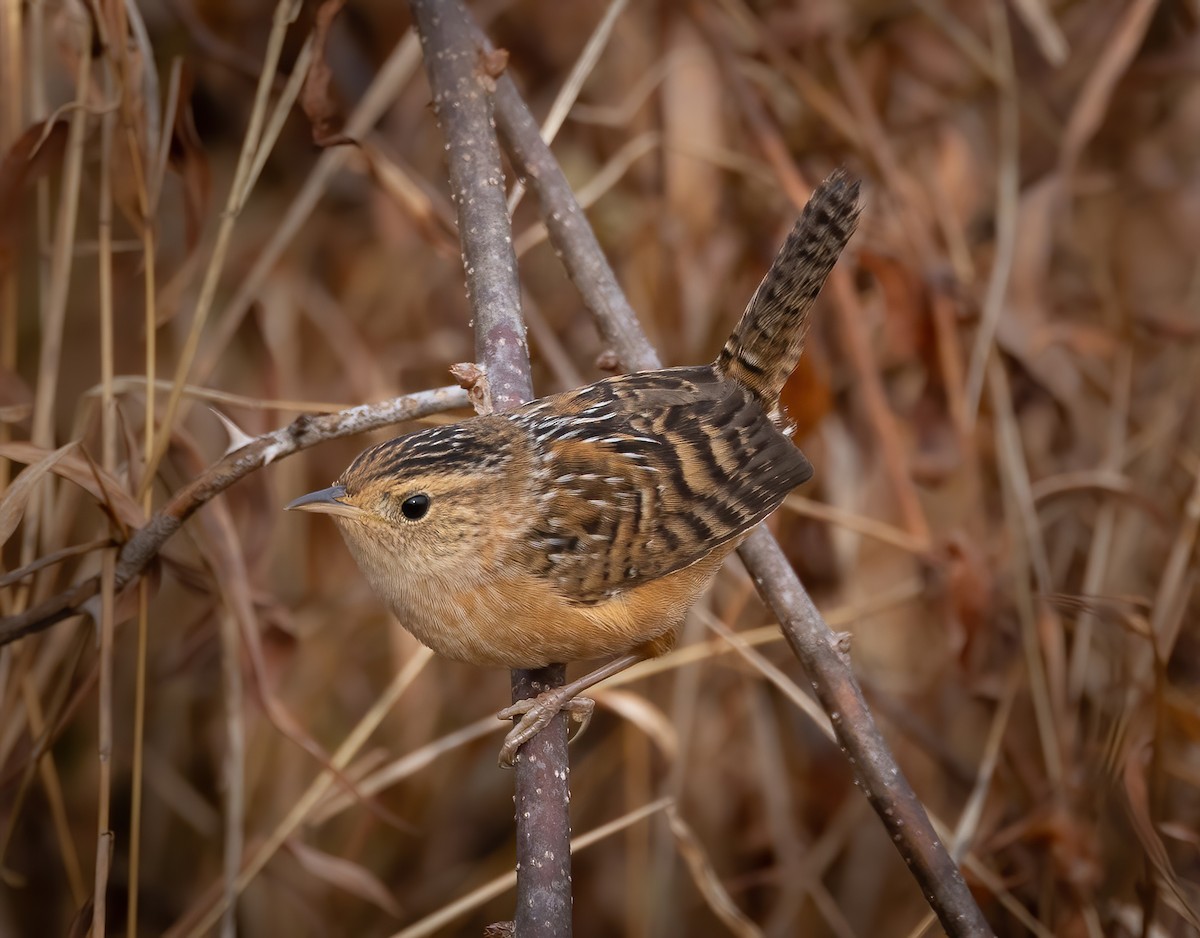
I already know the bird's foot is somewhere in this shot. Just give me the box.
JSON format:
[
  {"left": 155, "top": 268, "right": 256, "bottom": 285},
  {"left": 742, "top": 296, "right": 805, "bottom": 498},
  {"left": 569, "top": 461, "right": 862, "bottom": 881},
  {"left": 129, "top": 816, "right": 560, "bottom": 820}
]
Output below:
[{"left": 496, "top": 691, "right": 595, "bottom": 767}]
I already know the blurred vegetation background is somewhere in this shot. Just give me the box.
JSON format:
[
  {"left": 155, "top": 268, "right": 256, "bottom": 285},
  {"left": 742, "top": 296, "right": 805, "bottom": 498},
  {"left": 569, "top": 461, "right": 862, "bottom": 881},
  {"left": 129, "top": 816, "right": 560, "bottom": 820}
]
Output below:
[{"left": 2, "top": 0, "right": 1200, "bottom": 935}]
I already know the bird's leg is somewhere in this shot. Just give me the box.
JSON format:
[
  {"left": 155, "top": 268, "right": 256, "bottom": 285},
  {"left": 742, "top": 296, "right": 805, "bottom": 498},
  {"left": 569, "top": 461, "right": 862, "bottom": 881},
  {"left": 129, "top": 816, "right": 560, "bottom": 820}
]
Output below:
[{"left": 497, "top": 653, "right": 645, "bottom": 767}]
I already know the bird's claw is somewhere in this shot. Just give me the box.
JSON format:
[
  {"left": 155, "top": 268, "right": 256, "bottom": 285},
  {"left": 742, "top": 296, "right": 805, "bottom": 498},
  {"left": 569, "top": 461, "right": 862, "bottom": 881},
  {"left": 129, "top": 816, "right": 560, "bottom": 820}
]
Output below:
[{"left": 497, "top": 692, "right": 595, "bottom": 767}]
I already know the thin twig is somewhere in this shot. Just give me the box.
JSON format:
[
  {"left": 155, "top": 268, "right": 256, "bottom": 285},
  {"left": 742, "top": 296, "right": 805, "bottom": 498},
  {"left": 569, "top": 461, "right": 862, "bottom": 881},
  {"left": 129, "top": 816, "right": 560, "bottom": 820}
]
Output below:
[
  {"left": 408, "top": 2, "right": 572, "bottom": 935},
  {"left": 140, "top": 0, "right": 305, "bottom": 496},
  {"left": 217, "top": 609, "right": 243, "bottom": 938},
  {"left": 192, "top": 31, "right": 425, "bottom": 388},
  {"left": 964, "top": 4, "right": 1019, "bottom": 423},
  {"left": 0, "top": 538, "right": 111, "bottom": 590},
  {"left": 0, "top": 386, "right": 469, "bottom": 648},
  {"left": 389, "top": 798, "right": 672, "bottom": 938},
  {"left": 739, "top": 531, "right": 992, "bottom": 934},
  {"left": 96, "top": 34, "right": 119, "bottom": 938},
  {"left": 506, "top": 0, "right": 628, "bottom": 214},
  {"left": 1068, "top": 348, "right": 1132, "bottom": 706},
  {"left": 169, "top": 648, "right": 435, "bottom": 938},
  {"left": 491, "top": 73, "right": 659, "bottom": 371}
]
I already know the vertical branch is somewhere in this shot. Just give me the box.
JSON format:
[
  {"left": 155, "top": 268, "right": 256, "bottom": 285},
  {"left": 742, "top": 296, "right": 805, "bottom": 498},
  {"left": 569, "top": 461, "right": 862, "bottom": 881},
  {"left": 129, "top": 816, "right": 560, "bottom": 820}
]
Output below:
[
  {"left": 407, "top": 1, "right": 573, "bottom": 935},
  {"left": 409, "top": 2, "right": 532, "bottom": 408},
  {"left": 0, "top": 0, "right": 22, "bottom": 500},
  {"left": 96, "top": 33, "right": 118, "bottom": 938}
]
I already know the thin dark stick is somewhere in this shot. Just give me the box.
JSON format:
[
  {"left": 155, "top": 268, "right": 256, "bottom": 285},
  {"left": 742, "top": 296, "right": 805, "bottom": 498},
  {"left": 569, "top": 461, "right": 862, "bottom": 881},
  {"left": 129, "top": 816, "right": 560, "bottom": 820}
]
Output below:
[
  {"left": 0, "top": 385, "right": 469, "bottom": 648},
  {"left": 407, "top": 2, "right": 574, "bottom": 936},
  {"left": 482, "top": 17, "right": 993, "bottom": 935}
]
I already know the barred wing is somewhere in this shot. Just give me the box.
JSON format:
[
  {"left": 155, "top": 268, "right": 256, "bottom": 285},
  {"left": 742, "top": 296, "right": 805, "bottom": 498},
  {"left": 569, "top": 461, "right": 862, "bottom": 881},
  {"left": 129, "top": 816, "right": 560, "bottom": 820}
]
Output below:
[{"left": 515, "top": 366, "right": 812, "bottom": 604}]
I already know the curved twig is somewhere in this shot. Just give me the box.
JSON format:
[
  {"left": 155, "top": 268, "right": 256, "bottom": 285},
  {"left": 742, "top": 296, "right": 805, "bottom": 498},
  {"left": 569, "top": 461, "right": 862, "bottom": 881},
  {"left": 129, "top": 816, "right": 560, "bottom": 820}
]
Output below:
[{"left": 0, "top": 385, "right": 469, "bottom": 648}]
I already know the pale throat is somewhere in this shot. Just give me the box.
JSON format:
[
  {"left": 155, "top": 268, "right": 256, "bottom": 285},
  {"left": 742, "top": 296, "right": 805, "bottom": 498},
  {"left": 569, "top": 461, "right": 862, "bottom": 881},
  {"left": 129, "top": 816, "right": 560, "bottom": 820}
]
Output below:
[{"left": 334, "top": 516, "right": 521, "bottom": 613}]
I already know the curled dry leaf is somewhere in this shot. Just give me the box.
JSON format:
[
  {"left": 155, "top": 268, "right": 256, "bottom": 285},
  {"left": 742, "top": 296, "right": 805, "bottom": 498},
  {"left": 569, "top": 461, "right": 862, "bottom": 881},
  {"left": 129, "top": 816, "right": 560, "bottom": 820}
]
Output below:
[
  {"left": 0, "top": 443, "right": 77, "bottom": 548},
  {"left": 301, "top": 0, "right": 355, "bottom": 148},
  {"left": 477, "top": 46, "right": 510, "bottom": 84},
  {"left": 0, "top": 442, "right": 144, "bottom": 535},
  {"left": 449, "top": 361, "right": 492, "bottom": 415}
]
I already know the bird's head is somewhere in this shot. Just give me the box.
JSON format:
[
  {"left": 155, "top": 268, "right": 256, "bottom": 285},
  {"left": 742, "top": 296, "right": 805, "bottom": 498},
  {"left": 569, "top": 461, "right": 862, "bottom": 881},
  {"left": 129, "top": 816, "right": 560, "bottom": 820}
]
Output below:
[{"left": 287, "top": 415, "right": 536, "bottom": 593}]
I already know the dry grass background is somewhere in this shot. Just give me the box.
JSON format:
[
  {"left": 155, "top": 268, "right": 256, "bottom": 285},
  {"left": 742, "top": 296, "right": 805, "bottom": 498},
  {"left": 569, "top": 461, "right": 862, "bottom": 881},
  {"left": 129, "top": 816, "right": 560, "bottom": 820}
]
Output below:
[{"left": 2, "top": 0, "right": 1200, "bottom": 935}]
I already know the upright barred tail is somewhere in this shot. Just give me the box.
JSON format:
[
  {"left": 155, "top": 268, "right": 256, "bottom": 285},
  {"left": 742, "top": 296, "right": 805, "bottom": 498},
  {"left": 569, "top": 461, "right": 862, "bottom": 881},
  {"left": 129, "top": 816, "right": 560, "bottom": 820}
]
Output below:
[{"left": 716, "top": 170, "right": 861, "bottom": 423}]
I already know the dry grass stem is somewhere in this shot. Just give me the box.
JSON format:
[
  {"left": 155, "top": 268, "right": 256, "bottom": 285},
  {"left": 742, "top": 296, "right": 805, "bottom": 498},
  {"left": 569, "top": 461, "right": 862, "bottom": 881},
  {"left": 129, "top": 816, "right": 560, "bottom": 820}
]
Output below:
[
  {"left": 505, "top": 0, "right": 628, "bottom": 215},
  {"left": 170, "top": 647, "right": 434, "bottom": 938},
  {"left": 388, "top": 798, "right": 672, "bottom": 938}
]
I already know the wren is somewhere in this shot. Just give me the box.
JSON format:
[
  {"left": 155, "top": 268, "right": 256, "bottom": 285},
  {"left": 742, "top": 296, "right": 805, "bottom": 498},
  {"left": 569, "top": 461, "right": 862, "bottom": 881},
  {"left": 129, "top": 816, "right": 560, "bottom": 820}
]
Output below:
[{"left": 288, "top": 172, "right": 861, "bottom": 765}]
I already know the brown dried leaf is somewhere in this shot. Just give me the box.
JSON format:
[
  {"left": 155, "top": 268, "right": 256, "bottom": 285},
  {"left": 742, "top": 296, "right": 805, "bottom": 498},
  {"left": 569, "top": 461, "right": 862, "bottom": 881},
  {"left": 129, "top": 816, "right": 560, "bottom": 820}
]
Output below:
[
  {"left": 168, "top": 64, "right": 213, "bottom": 251},
  {"left": 995, "top": 177, "right": 1089, "bottom": 410},
  {"left": 0, "top": 120, "right": 68, "bottom": 276},
  {"left": 449, "top": 361, "right": 492, "bottom": 415},
  {"left": 0, "top": 442, "right": 143, "bottom": 534},
  {"left": 301, "top": 0, "right": 354, "bottom": 148},
  {"left": 858, "top": 249, "right": 927, "bottom": 366},
  {"left": 286, "top": 839, "right": 403, "bottom": 918},
  {"left": 0, "top": 443, "right": 76, "bottom": 548},
  {"left": 938, "top": 533, "right": 994, "bottom": 660},
  {"left": 777, "top": 354, "right": 831, "bottom": 442}
]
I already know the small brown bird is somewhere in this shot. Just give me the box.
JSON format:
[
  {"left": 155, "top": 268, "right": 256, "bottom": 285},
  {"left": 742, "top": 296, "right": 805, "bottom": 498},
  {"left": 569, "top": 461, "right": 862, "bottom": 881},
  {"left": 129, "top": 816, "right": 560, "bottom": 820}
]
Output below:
[{"left": 289, "top": 172, "right": 861, "bottom": 765}]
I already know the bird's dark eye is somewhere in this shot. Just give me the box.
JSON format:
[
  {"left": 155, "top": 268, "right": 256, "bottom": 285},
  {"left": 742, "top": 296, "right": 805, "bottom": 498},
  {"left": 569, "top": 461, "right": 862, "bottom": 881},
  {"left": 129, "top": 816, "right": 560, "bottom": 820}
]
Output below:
[{"left": 401, "top": 493, "right": 430, "bottom": 520}]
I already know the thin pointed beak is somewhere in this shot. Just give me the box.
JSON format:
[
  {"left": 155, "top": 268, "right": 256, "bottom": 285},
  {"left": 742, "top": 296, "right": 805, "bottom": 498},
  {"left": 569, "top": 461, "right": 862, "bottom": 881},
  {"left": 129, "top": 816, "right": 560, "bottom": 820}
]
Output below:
[{"left": 285, "top": 485, "right": 364, "bottom": 519}]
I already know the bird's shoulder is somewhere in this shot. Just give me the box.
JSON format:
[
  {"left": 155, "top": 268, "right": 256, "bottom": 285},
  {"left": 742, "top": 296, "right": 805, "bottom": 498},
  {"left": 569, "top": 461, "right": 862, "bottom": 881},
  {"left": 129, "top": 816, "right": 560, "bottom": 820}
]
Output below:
[{"left": 509, "top": 366, "right": 812, "bottom": 604}]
